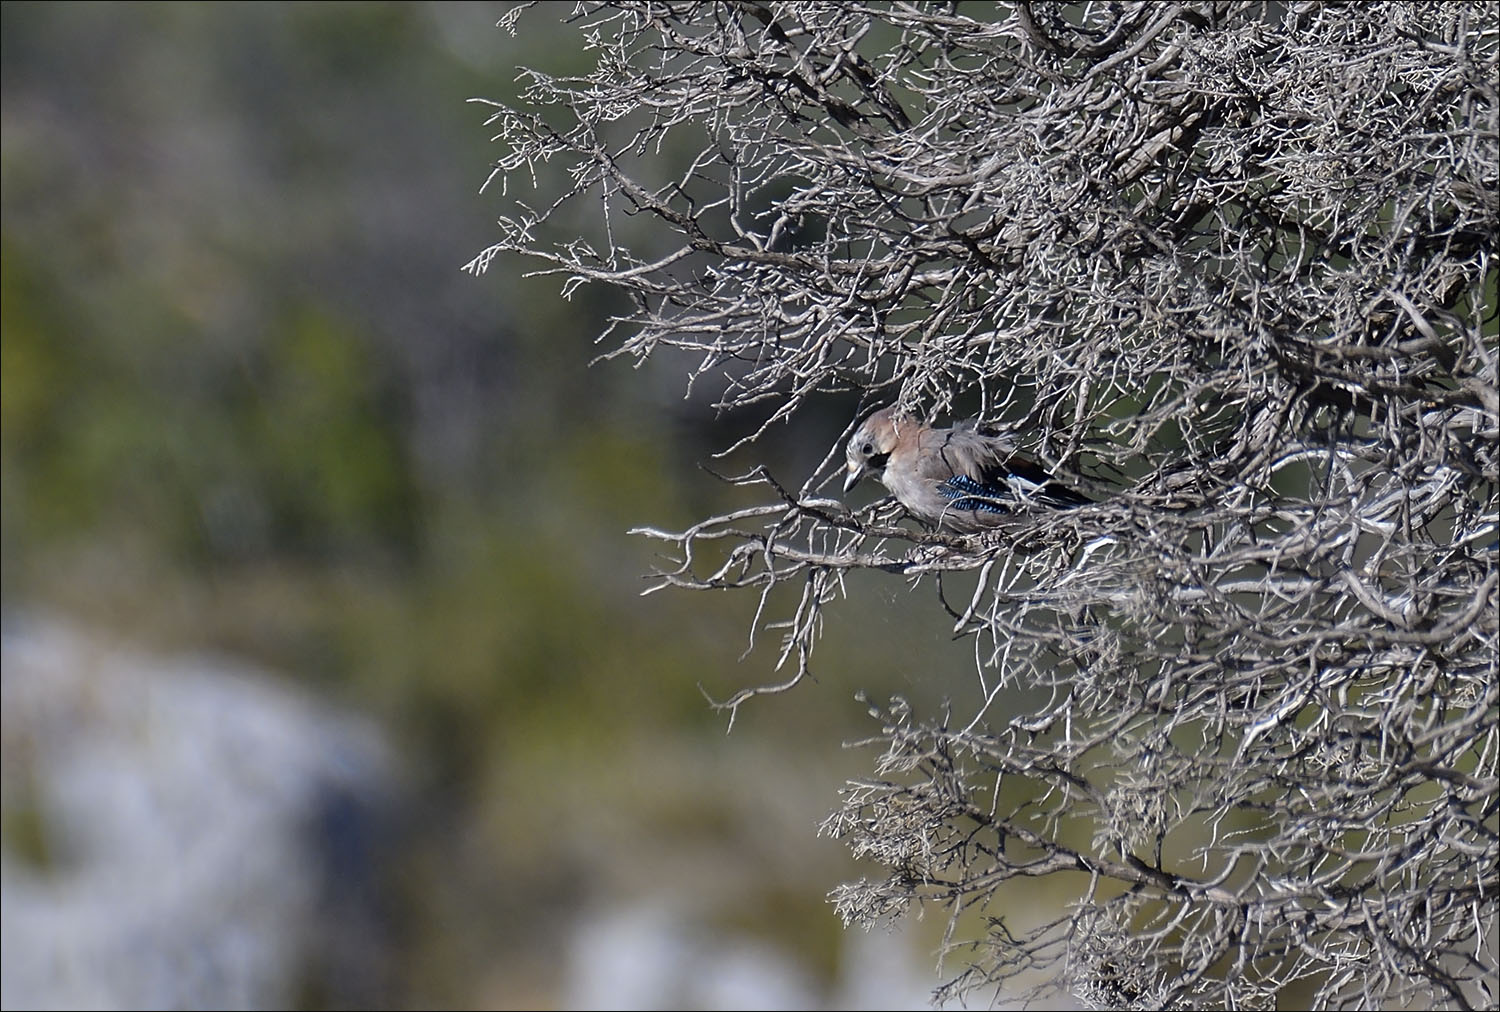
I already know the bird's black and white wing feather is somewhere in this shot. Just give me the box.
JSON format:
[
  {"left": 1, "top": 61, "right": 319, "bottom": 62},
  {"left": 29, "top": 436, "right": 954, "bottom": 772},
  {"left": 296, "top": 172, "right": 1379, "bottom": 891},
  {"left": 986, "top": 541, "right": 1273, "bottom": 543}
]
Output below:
[{"left": 931, "top": 421, "right": 1091, "bottom": 513}]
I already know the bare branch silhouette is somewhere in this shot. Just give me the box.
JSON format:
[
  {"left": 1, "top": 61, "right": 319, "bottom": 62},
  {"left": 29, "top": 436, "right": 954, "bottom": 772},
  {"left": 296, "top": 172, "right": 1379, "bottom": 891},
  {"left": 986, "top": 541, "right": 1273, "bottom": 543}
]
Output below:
[{"left": 474, "top": 3, "right": 1499, "bottom": 1007}]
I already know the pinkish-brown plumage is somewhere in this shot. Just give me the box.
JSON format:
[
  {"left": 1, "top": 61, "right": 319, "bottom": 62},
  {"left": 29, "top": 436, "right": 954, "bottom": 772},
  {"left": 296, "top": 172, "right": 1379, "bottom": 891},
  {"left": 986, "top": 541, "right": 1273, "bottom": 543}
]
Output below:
[{"left": 843, "top": 406, "right": 1090, "bottom": 531}]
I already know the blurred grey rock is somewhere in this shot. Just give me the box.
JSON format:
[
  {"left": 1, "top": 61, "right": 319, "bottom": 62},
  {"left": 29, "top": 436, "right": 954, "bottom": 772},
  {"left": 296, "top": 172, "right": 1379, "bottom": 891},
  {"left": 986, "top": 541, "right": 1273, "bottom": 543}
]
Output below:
[
  {"left": 1, "top": 615, "right": 399, "bottom": 1012},
  {"left": 563, "top": 901, "right": 942, "bottom": 1011}
]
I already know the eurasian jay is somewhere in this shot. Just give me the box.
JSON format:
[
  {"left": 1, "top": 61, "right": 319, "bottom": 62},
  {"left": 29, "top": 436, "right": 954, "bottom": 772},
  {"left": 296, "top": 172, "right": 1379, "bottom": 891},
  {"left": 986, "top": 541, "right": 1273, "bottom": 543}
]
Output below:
[{"left": 842, "top": 406, "right": 1091, "bottom": 530}]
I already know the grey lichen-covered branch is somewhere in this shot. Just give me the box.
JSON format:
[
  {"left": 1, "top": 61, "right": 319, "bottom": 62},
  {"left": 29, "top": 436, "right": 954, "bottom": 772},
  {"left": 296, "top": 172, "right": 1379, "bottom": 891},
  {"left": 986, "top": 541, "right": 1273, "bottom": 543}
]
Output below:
[{"left": 472, "top": 2, "right": 1498, "bottom": 1008}]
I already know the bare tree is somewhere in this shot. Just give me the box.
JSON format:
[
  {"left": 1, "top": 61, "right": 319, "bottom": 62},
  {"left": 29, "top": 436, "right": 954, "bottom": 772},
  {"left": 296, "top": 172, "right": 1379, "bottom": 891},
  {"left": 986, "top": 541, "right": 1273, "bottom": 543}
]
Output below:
[{"left": 469, "top": 3, "right": 1498, "bottom": 1008}]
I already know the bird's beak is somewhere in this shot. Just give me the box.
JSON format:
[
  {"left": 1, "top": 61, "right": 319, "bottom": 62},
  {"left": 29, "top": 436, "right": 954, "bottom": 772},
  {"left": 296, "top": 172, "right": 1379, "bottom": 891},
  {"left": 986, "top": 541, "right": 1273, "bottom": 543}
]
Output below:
[{"left": 843, "top": 464, "right": 863, "bottom": 494}]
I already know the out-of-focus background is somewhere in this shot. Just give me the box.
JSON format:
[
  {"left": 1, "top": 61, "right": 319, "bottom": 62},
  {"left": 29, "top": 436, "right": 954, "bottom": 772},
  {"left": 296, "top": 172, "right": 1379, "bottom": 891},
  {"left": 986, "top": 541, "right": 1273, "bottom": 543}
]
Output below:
[{"left": 1, "top": 5, "right": 1001, "bottom": 1009}]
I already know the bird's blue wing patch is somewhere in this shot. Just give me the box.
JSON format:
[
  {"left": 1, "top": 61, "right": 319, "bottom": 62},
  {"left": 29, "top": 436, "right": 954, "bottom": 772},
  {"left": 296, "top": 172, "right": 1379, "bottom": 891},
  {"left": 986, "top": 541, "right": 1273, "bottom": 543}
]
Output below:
[
  {"left": 937, "top": 473, "right": 1011, "bottom": 513},
  {"left": 939, "top": 469, "right": 1091, "bottom": 511}
]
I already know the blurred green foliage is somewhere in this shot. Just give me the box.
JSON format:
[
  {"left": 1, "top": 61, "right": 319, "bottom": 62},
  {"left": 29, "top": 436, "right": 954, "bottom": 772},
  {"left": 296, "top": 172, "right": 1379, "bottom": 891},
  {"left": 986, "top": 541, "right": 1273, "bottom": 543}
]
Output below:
[{"left": 1, "top": 4, "right": 991, "bottom": 1006}]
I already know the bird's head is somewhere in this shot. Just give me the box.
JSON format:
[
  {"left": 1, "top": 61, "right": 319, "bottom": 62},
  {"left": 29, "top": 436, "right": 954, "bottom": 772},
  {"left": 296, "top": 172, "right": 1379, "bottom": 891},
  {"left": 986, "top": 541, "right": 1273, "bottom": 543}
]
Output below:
[{"left": 843, "top": 405, "right": 905, "bottom": 493}]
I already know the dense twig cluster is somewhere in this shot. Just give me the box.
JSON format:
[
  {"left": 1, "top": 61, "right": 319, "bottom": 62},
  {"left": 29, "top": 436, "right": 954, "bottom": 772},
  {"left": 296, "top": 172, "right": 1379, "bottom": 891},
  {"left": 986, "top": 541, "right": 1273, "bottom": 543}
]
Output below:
[{"left": 472, "top": 3, "right": 1498, "bottom": 1007}]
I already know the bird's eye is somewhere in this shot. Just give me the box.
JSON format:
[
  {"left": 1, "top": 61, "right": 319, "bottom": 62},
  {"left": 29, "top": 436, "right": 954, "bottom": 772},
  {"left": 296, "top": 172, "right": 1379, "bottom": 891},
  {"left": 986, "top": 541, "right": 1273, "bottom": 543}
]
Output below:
[{"left": 861, "top": 442, "right": 873, "bottom": 456}]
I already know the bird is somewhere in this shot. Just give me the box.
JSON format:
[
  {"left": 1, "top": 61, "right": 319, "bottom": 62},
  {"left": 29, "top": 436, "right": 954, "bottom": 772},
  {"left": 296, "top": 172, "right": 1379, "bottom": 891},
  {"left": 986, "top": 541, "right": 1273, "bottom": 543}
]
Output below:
[{"left": 842, "top": 405, "right": 1091, "bottom": 531}]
